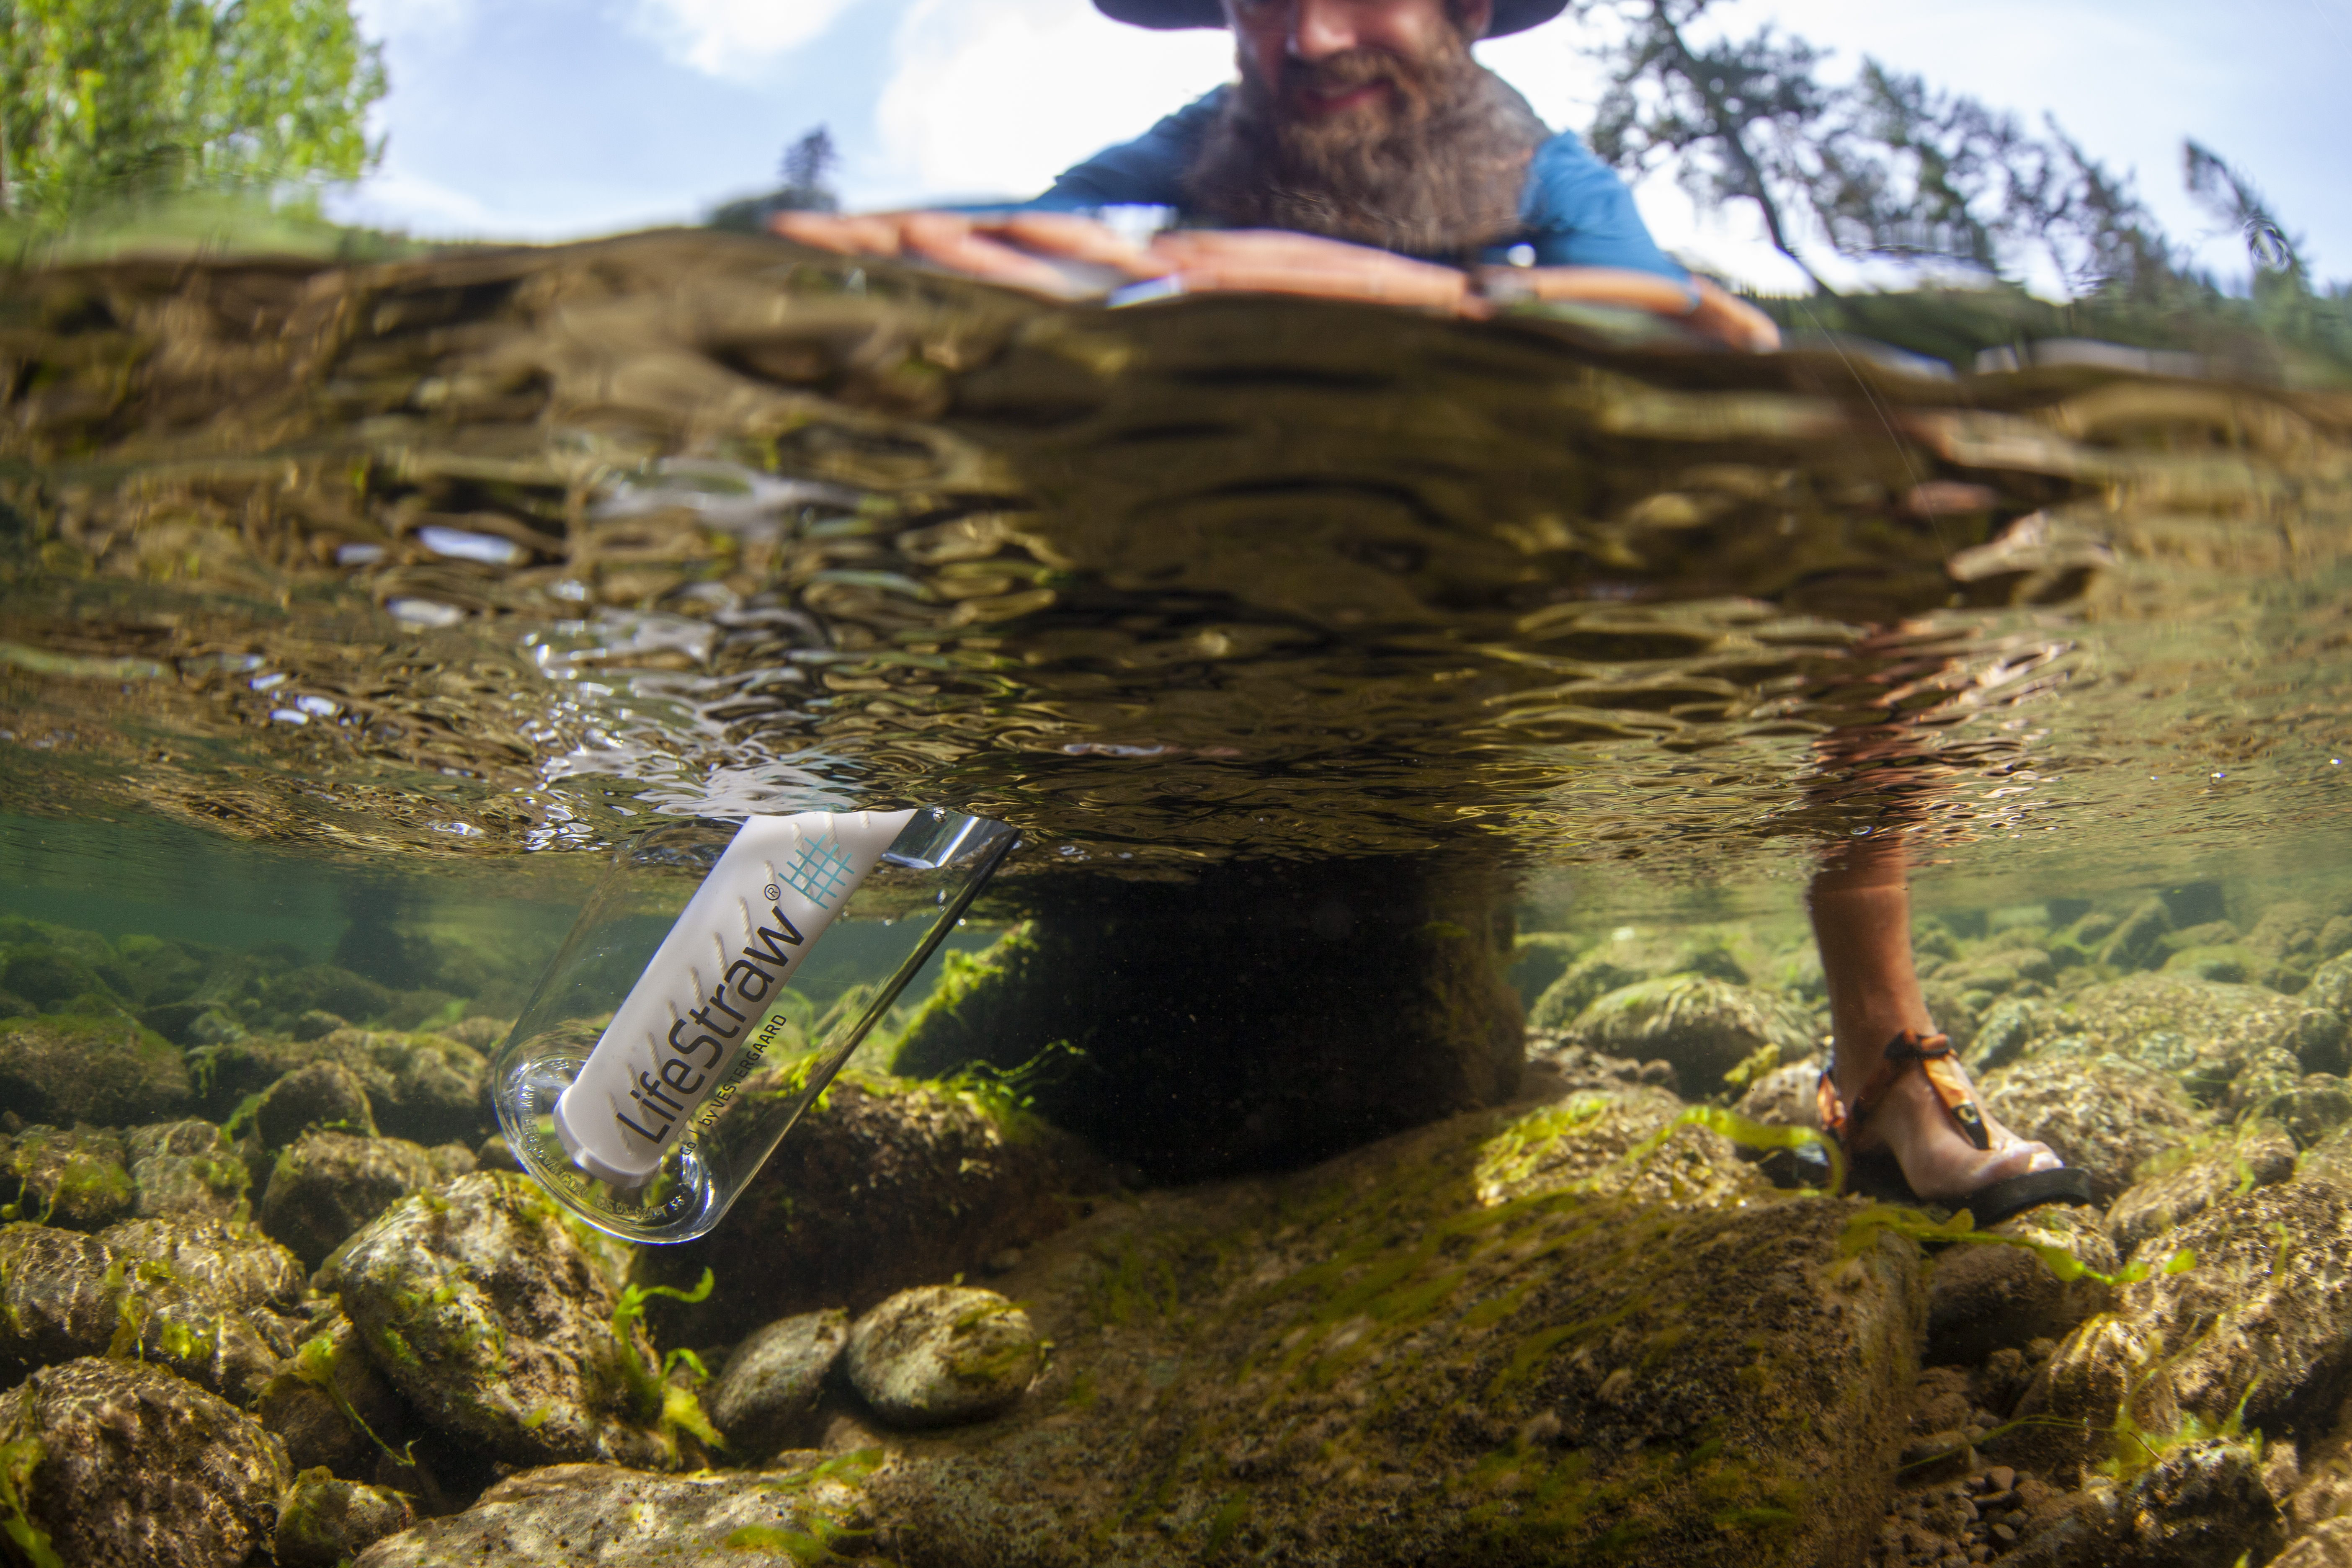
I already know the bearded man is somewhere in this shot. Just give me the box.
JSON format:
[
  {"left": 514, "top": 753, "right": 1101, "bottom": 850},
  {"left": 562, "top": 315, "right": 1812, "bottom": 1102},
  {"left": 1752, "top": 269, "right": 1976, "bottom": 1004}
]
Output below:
[{"left": 778, "top": 0, "right": 2088, "bottom": 1222}]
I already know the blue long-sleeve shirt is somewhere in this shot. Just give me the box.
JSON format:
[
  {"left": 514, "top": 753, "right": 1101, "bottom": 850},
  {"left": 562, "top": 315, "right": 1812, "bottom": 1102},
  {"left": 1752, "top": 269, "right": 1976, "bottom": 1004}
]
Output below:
[{"left": 1016, "top": 85, "right": 1684, "bottom": 279}]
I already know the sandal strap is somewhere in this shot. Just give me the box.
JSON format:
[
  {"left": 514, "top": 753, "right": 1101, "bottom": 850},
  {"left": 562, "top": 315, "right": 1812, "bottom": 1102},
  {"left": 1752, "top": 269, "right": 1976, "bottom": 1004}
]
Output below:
[{"left": 1818, "top": 1029, "right": 1991, "bottom": 1152}]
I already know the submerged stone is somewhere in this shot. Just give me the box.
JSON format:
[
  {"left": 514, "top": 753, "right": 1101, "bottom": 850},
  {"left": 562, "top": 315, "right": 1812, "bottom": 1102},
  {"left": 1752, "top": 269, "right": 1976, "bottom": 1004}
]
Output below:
[
  {"left": 861, "top": 1085, "right": 1922, "bottom": 1567},
  {"left": 0, "top": 1013, "right": 191, "bottom": 1126},
  {"left": 1980, "top": 1054, "right": 2208, "bottom": 1205},
  {"left": 276, "top": 1472, "right": 418, "bottom": 1568},
  {"left": 254, "top": 1060, "right": 379, "bottom": 1146},
  {"left": 1924, "top": 1204, "right": 2117, "bottom": 1368},
  {"left": 707, "top": 1307, "right": 849, "bottom": 1457},
  {"left": 256, "top": 1313, "right": 419, "bottom": 1479},
  {"left": 2104, "top": 1121, "right": 2297, "bottom": 1258},
  {"left": 0, "top": 1356, "right": 287, "bottom": 1568},
  {"left": 259, "top": 1128, "right": 474, "bottom": 1269},
  {"left": 1561, "top": 973, "right": 1818, "bottom": 1096},
  {"left": 125, "top": 1118, "right": 252, "bottom": 1222},
  {"left": 629, "top": 1073, "right": 1109, "bottom": 1347},
  {"left": 350, "top": 1458, "right": 879, "bottom": 1568},
  {"left": 323, "top": 1170, "right": 692, "bottom": 1469},
  {"left": 846, "top": 1286, "right": 1039, "bottom": 1430},
  {"left": 191, "top": 1026, "right": 487, "bottom": 1145},
  {"left": 1990, "top": 973, "right": 2347, "bottom": 1103},
  {"left": 1527, "top": 927, "right": 1751, "bottom": 1031},
  {"left": 0, "top": 1121, "right": 137, "bottom": 1229},
  {"left": 2024, "top": 1181, "right": 2352, "bottom": 1468}
]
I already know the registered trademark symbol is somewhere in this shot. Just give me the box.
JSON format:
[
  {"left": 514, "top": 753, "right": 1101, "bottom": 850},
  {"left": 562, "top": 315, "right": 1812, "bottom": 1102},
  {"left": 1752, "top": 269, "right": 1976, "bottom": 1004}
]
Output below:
[{"left": 763, "top": 883, "right": 781, "bottom": 902}]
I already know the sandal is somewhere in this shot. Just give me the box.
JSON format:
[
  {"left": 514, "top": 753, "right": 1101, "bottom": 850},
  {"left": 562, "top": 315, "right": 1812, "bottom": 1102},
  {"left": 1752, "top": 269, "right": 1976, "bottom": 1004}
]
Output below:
[{"left": 1816, "top": 1029, "right": 2096, "bottom": 1228}]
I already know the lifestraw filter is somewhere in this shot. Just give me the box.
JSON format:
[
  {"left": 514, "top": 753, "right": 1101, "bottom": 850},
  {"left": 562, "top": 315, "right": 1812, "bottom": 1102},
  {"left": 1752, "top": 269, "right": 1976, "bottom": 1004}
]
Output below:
[{"left": 493, "top": 807, "right": 1016, "bottom": 1243}]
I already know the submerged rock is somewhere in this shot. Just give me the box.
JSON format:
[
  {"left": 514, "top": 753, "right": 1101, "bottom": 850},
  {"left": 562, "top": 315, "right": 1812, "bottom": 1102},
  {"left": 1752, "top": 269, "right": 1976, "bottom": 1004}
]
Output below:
[
  {"left": 276, "top": 1473, "right": 418, "bottom": 1568},
  {"left": 0, "top": 1121, "right": 137, "bottom": 1228},
  {"left": 256, "top": 1313, "right": 418, "bottom": 1479},
  {"left": 125, "top": 1118, "right": 251, "bottom": 1222},
  {"left": 1924, "top": 1205, "right": 2118, "bottom": 1367},
  {"left": 629, "top": 1073, "right": 1109, "bottom": 1346},
  {"left": 259, "top": 1128, "right": 472, "bottom": 1269},
  {"left": 846, "top": 1287, "right": 1039, "bottom": 1430},
  {"left": 255, "top": 1060, "right": 379, "bottom": 1146},
  {"left": 1991, "top": 973, "right": 2347, "bottom": 1102},
  {"left": 191, "top": 1026, "right": 487, "bottom": 1145},
  {"left": 1527, "top": 926, "right": 1751, "bottom": 1031},
  {"left": 0, "top": 1219, "right": 289, "bottom": 1400},
  {"left": 0, "top": 1356, "right": 287, "bottom": 1568},
  {"left": 1561, "top": 974, "right": 1817, "bottom": 1095},
  {"left": 2105, "top": 1121, "right": 2297, "bottom": 1258},
  {"left": 351, "top": 1457, "right": 879, "bottom": 1568},
  {"left": 323, "top": 1170, "right": 696, "bottom": 1469},
  {"left": 861, "top": 1086, "right": 1922, "bottom": 1567},
  {"left": 707, "top": 1308, "right": 849, "bottom": 1457},
  {"left": 1980, "top": 1054, "right": 2208, "bottom": 1205},
  {"left": 96, "top": 1216, "right": 307, "bottom": 1321},
  {"left": 0, "top": 1013, "right": 191, "bottom": 1126},
  {"left": 2024, "top": 1181, "right": 2352, "bottom": 1468}
]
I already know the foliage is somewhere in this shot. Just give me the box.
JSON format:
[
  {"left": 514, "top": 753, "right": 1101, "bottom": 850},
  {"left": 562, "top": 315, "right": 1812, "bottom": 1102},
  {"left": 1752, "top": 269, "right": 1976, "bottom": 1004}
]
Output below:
[
  {"left": 609, "top": 1267, "right": 724, "bottom": 1447},
  {"left": 1575, "top": 0, "right": 2330, "bottom": 307},
  {"left": 0, "top": 0, "right": 384, "bottom": 230},
  {"left": 709, "top": 124, "right": 843, "bottom": 233}
]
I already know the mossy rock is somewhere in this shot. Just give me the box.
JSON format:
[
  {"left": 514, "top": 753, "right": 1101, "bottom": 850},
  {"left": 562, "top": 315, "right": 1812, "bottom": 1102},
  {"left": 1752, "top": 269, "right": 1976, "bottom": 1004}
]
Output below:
[
  {"left": 0, "top": 1123, "right": 137, "bottom": 1230},
  {"left": 0, "top": 1356, "right": 287, "bottom": 1568},
  {"left": 1527, "top": 929, "right": 1751, "bottom": 1032},
  {"left": 347, "top": 1456, "right": 881, "bottom": 1566},
  {"left": 860, "top": 1086, "right": 1922, "bottom": 1567},
  {"left": 629, "top": 1072, "right": 1109, "bottom": 1347},
  {"left": 323, "top": 1171, "right": 689, "bottom": 1470},
  {"left": 1561, "top": 975, "right": 1818, "bottom": 1093},
  {"left": 0, "top": 1013, "right": 191, "bottom": 1126}
]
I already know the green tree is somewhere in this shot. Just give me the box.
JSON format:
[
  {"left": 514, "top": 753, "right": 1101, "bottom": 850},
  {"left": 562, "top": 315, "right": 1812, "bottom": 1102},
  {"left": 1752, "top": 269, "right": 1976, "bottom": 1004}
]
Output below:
[{"left": 0, "top": 0, "right": 384, "bottom": 227}]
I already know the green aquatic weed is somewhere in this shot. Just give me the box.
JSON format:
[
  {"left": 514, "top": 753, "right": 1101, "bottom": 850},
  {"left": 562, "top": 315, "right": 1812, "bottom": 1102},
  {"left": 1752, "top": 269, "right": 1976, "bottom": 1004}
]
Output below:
[
  {"left": 0, "top": 1432, "right": 62, "bottom": 1568},
  {"left": 609, "top": 1268, "right": 723, "bottom": 1448},
  {"left": 1838, "top": 1204, "right": 2194, "bottom": 1289}
]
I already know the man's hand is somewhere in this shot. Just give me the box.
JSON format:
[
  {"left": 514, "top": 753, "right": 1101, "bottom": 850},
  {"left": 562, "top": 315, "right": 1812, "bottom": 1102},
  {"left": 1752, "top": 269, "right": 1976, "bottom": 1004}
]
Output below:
[{"left": 771, "top": 209, "right": 1779, "bottom": 349}]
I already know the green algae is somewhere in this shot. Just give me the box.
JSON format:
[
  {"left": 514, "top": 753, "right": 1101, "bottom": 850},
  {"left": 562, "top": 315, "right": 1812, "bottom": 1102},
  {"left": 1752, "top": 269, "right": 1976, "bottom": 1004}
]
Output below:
[
  {"left": 609, "top": 1267, "right": 723, "bottom": 1449},
  {"left": 1838, "top": 1203, "right": 2194, "bottom": 1288},
  {"left": 0, "top": 1431, "right": 61, "bottom": 1568}
]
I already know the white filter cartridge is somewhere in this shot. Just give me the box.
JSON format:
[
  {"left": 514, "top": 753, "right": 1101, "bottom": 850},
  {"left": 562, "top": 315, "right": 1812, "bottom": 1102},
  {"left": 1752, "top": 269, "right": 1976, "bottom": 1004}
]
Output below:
[{"left": 552, "top": 808, "right": 915, "bottom": 1184}]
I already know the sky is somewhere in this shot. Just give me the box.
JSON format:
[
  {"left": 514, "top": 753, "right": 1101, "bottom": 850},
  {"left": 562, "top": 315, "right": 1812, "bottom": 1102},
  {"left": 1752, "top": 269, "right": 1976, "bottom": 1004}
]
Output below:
[{"left": 334, "top": 0, "right": 2352, "bottom": 294}]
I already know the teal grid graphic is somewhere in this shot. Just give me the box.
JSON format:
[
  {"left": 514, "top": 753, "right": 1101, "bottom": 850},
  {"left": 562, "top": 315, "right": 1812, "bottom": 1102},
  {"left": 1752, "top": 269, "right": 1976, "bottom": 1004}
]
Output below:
[{"left": 782, "top": 832, "right": 857, "bottom": 909}]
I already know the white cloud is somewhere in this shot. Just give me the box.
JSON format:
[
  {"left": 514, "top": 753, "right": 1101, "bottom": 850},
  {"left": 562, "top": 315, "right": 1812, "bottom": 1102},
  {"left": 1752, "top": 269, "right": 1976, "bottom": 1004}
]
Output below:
[
  {"left": 633, "top": 0, "right": 860, "bottom": 81},
  {"left": 861, "top": 0, "right": 1232, "bottom": 207}
]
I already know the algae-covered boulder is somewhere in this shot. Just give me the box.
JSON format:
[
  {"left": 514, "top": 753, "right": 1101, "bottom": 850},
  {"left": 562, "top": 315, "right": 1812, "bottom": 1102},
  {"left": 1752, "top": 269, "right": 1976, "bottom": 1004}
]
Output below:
[
  {"left": 892, "top": 856, "right": 1526, "bottom": 1181},
  {"left": 1527, "top": 926, "right": 1750, "bottom": 1030},
  {"left": 861, "top": 1086, "right": 1922, "bottom": 1568},
  {"left": 2105, "top": 1121, "right": 2297, "bottom": 1258},
  {"left": 125, "top": 1118, "right": 252, "bottom": 1222},
  {"left": 351, "top": 1457, "right": 880, "bottom": 1568},
  {"left": 191, "top": 1026, "right": 487, "bottom": 1145},
  {"left": 323, "top": 1170, "right": 695, "bottom": 1469},
  {"left": 1980, "top": 1054, "right": 2209, "bottom": 1204},
  {"left": 630, "top": 1073, "right": 1109, "bottom": 1346},
  {"left": 256, "top": 1313, "right": 419, "bottom": 1478},
  {"left": 1561, "top": 974, "right": 1817, "bottom": 1094},
  {"left": 260, "top": 1128, "right": 472, "bottom": 1269},
  {"left": 1992, "top": 973, "right": 2347, "bottom": 1101},
  {"left": 276, "top": 1472, "right": 418, "bottom": 1568},
  {"left": 0, "top": 1013, "right": 191, "bottom": 1124},
  {"left": 0, "top": 1121, "right": 136, "bottom": 1228},
  {"left": 0, "top": 1220, "right": 289, "bottom": 1400},
  {"left": 2024, "top": 1181, "right": 2352, "bottom": 1467},
  {"left": 846, "top": 1286, "right": 1039, "bottom": 1430},
  {"left": 2311, "top": 953, "right": 2352, "bottom": 1020},
  {"left": 708, "top": 1308, "right": 848, "bottom": 1457},
  {"left": 0, "top": 1356, "right": 288, "bottom": 1568},
  {"left": 96, "top": 1216, "right": 307, "bottom": 1322},
  {"left": 254, "top": 1060, "right": 378, "bottom": 1146}
]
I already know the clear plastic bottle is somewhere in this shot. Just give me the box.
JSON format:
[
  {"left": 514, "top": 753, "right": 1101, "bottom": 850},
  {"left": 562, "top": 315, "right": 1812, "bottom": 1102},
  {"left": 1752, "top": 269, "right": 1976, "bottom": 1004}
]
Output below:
[{"left": 490, "top": 807, "right": 1016, "bottom": 1243}]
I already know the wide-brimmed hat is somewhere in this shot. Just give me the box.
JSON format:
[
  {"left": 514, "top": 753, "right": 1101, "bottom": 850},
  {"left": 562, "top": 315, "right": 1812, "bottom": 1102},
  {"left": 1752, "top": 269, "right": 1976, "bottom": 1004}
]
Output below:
[{"left": 1096, "top": 0, "right": 1569, "bottom": 37}]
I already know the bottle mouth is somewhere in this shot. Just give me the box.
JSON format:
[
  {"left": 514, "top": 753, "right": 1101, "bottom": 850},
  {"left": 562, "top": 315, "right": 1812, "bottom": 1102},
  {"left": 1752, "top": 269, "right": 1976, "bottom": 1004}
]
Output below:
[{"left": 551, "top": 1083, "right": 661, "bottom": 1189}]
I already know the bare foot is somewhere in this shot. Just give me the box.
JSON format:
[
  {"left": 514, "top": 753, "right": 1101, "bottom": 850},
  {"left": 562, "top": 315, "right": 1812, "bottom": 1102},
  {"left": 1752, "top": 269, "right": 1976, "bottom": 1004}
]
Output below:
[{"left": 1839, "top": 1049, "right": 2062, "bottom": 1206}]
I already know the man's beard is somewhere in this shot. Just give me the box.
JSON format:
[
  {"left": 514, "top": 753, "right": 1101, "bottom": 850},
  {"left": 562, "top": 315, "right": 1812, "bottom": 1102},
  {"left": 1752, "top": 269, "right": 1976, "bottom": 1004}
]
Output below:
[{"left": 1182, "top": 29, "right": 1551, "bottom": 257}]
